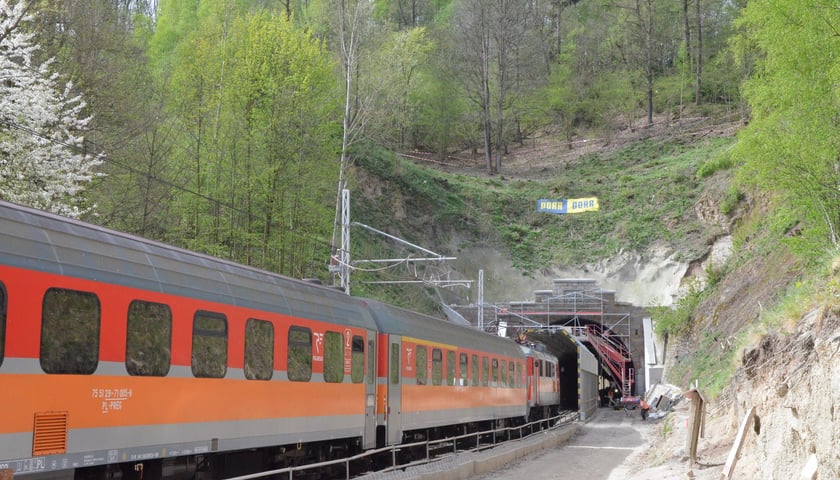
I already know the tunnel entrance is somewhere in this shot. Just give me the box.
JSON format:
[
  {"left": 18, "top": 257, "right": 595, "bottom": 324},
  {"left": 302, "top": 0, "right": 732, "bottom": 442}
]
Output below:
[
  {"left": 521, "top": 318, "right": 636, "bottom": 419},
  {"left": 452, "top": 277, "right": 647, "bottom": 417},
  {"left": 523, "top": 330, "right": 580, "bottom": 411}
]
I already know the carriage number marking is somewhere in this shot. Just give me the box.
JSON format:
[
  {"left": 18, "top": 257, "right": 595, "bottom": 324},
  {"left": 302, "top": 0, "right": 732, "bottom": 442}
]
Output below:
[{"left": 92, "top": 387, "right": 134, "bottom": 413}]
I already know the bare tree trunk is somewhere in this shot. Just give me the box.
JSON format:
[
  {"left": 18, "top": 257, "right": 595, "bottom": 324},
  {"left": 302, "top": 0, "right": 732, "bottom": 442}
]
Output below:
[
  {"left": 683, "top": 0, "right": 691, "bottom": 78},
  {"left": 695, "top": 0, "right": 702, "bottom": 105},
  {"left": 493, "top": 12, "right": 507, "bottom": 174},
  {"left": 331, "top": 0, "right": 371, "bottom": 281},
  {"left": 211, "top": 4, "right": 232, "bottom": 247},
  {"left": 645, "top": 0, "right": 654, "bottom": 126},
  {"left": 554, "top": 0, "right": 564, "bottom": 62},
  {"left": 482, "top": 78, "right": 493, "bottom": 173},
  {"left": 480, "top": 10, "right": 494, "bottom": 173}
]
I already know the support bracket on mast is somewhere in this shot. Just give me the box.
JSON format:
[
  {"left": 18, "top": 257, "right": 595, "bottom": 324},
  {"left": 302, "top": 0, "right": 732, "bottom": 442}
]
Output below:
[{"left": 330, "top": 189, "right": 471, "bottom": 294}]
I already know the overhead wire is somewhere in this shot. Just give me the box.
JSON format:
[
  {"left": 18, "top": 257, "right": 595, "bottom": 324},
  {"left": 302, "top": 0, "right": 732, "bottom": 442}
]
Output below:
[
  {"left": 2, "top": 115, "right": 430, "bottom": 276},
  {"left": 0, "top": 116, "right": 336, "bottom": 251}
]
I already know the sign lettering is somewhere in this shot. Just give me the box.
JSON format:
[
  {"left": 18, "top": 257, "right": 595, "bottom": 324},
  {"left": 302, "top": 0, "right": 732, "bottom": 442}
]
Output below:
[{"left": 536, "top": 197, "right": 599, "bottom": 214}]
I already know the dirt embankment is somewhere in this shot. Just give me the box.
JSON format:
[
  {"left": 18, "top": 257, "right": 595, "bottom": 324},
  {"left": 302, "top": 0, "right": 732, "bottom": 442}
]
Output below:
[
  {"left": 413, "top": 116, "right": 741, "bottom": 181},
  {"left": 628, "top": 304, "right": 840, "bottom": 479}
]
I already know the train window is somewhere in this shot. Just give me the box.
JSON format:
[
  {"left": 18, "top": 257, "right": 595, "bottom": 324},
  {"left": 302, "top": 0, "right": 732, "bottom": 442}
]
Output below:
[
  {"left": 500, "top": 360, "right": 507, "bottom": 385},
  {"left": 416, "top": 345, "right": 427, "bottom": 385},
  {"left": 516, "top": 362, "right": 523, "bottom": 388},
  {"left": 471, "top": 354, "right": 479, "bottom": 386},
  {"left": 41, "top": 288, "right": 100, "bottom": 374},
  {"left": 351, "top": 335, "right": 364, "bottom": 384},
  {"left": 432, "top": 348, "right": 442, "bottom": 386},
  {"left": 288, "top": 326, "right": 312, "bottom": 382},
  {"left": 481, "top": 357, "right": 489, "bottom": 386},
  {"left": 126, "top": 300, "right": 172, "bottom": 376},
  {"left": 192, "top": 311, "right": 227, "bottom": 378},
  {"left": 245, "top": 319, "right": 274, "bottom": 380},
  {"left": 460, "top": 353, "right": 469, "bottom": 385},
  {"left": 324, "top": 331, "right": 343, "bottom": 383},
  {"left": 508, "top": 362, "right": 516, "bottom": 387},
  {"left": 446, "top": 350, "right": 456, "bottom": 386},
  {"left": 491, "top": 359, "right": 499, "bottom": 385},
  {"left": 390, "top": 343, "right": 399, "bottom": 384},
  {"left": 367, "top": 340, "right": 375, "bottom": 385},
  {"left": 0, "top": 283, "right": 5, "bottom": 367}
]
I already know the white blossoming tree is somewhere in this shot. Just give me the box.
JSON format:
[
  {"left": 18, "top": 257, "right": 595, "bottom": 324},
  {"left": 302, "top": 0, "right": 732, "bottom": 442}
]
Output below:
[{"left": 0, "top": 0, "right": 101, "bottom": 218}]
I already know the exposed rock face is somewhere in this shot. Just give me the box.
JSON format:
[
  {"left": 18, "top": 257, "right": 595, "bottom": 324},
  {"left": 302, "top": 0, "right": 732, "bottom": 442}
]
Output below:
[{"left": 722, "top": 306, "right": 840, "bottom": 478}]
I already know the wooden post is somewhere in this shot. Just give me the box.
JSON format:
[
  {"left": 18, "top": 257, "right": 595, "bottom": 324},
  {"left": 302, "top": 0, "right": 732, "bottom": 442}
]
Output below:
[
  {"left": 720, "top": 406, "right": 756, "bottom": 480},
  {"left": 0, "top": 469, "right": 14, "bottom": 480},
  {"left": 685, "top": 388, "right": 706, "bottom": 467}
]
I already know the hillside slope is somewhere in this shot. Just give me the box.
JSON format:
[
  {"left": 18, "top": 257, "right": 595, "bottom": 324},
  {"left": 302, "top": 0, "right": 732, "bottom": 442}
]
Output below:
[{"left": 350, "top": 114, "right": 737, "bottom": 308}]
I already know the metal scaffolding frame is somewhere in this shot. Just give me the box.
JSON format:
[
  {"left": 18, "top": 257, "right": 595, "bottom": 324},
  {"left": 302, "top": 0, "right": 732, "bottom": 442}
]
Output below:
[{"left": 461, "top": 281, "right": 636, "bottom": 396}]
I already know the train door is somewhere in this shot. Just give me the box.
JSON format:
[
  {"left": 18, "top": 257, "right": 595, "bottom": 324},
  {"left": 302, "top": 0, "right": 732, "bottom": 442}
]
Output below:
[
  {"left": 364, "top": 330, "right": 376, "bottom": 449},
  {"left": 387, "top": 337, "right": 402, "bottom": 445},
  {"left": 531, "top": 358, "right": 540, "bottom": 405}
]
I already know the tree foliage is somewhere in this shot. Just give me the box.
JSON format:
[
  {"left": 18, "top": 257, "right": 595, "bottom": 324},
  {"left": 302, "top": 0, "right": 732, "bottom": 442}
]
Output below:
[
  {"left": 146, "top": 2, "right": 341, "bottom": 277},
  {"left": 32, "top": 0, "right": 176, "bottom": 235},
  {"left": 732, "top": 0, "right": 840, "bottom": 249},
  {"left": 366, "top": 27, "right": 435, "bottom": 151}
]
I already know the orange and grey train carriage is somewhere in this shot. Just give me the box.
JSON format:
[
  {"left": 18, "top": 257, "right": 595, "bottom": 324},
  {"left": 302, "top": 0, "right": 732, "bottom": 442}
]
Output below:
[
  {"left": 520, "top": 345, "right": 562, "bottom": 421},
  {"left": 0, "top": 200, "right": 560, "bottom": 480}
]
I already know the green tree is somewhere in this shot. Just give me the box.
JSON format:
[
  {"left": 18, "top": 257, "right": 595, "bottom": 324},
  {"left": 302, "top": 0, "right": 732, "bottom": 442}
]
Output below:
[
  {"left": 367, "top": 27, "right": 435, "bottom": 151},
  {"left": 412, "top": 41, "right": 471, "bottom": 159},
  {"left": 373, "top": 0, "right": 450, "bottom": 28},
  {"left": 733, "top": 0, "right": 840, "bottom": 248},
  {"left": 26, "top": 0, "right": 176, "bottom": 232},
  {"left": 149, "top": 2, "right": 341, "bottom": 276},
  {"left": 227, "top": 11, "right": 340, "bottom": 275}
]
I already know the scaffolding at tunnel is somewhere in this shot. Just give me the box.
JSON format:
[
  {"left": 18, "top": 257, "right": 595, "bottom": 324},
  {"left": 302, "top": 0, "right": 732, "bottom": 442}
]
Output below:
[{"left": 464, "top": 279, "right": 637, "bottom": 398}]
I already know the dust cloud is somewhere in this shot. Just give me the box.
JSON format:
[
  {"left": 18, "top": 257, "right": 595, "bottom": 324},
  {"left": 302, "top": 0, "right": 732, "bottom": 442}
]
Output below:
[{"left": 448, "top": 242, "right": 689, "bottom": 308}]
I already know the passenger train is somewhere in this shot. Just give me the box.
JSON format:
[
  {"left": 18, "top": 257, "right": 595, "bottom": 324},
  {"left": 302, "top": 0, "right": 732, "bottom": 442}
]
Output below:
[{"left": 0, "top": 200, "right": 562, "bottom": 480}]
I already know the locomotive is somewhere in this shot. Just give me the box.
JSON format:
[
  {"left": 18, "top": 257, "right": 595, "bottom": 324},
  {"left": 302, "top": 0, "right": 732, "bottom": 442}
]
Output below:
[{"left": 0, "top": 200, "right": 562, "bottom": 480}]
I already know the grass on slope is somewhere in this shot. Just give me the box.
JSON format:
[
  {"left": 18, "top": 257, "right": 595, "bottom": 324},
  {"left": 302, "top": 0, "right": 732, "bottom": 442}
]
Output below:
[{"left": 353, "top": 136, "right": 736, "bottom": 276}]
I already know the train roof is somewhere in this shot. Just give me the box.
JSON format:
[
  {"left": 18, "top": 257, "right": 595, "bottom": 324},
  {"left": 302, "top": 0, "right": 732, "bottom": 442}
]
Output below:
[
  {"left": 0, "top": 200, "right": 376, "bottom": 329},
  {"left": 519, "top": 344, "right": 559, "bottom": 362},
  {"left": 362, "top": 299, "right": 525, "bottom": 358}
]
